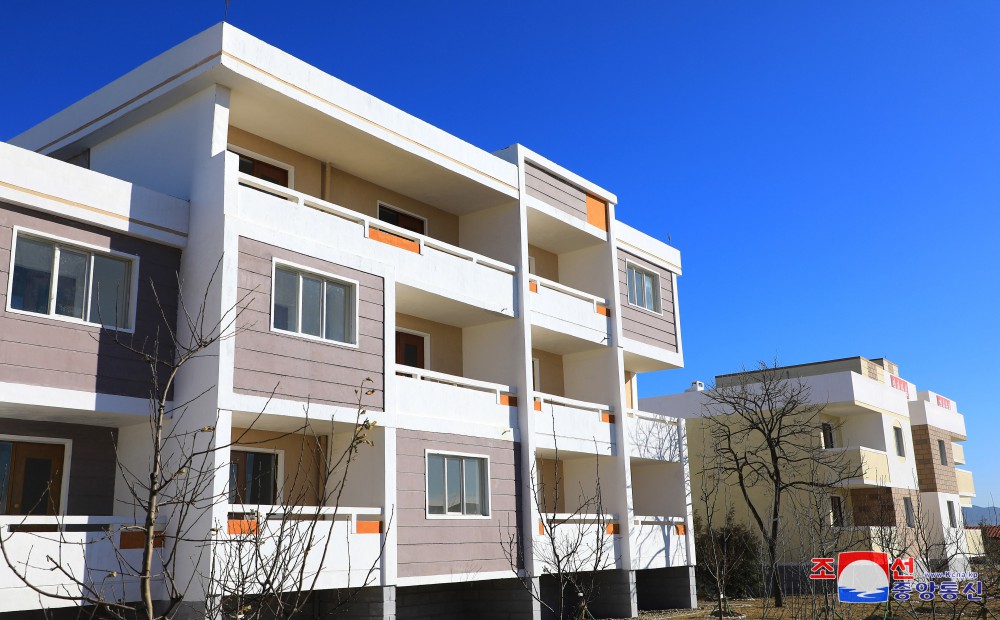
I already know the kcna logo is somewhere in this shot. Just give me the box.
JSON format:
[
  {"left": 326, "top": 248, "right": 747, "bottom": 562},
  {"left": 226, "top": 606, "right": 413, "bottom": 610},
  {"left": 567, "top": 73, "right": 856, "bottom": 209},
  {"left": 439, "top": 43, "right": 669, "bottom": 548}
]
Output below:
[{"left": 811, "top": 551, "right": 893, "bottom": 603}]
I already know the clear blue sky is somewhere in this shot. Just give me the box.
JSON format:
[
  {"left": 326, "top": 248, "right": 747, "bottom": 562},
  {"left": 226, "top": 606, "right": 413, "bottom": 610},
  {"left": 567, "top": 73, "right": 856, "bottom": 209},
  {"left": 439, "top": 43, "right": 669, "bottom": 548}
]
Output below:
[{"left": 3, "top": 2, "right": 997, "bottom": 502}]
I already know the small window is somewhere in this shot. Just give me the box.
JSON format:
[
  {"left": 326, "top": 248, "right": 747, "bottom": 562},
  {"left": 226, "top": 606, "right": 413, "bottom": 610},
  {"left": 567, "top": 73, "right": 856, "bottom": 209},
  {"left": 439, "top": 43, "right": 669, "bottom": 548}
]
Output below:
[
  {"left": 229, "top": 450, "right": 278, "bottom": 505},
  {"left": 626, "top": 263, "right": 661, "bottom": 313},
  {"left": 831, "top": 495, "right": 844, "bottom": 527},
  {"left": 10, "top": 232, "right": 134, "bottom": 329},
  {"left": 427, "top": 453, "right": 488, "bottom": 517},
  {"left": 903, "top": 496, "right": 915, "bottom": 527},
  {"left": 938, "top": 439, "right": 948, "bottom": 466},
  {"left": 821, "top": 423, "right": 835, "bottom": 449},
  {"left": 272, "top": 264, "right": 356, "bottom": 345},
  {"left": 237, "top": 153, "right": 290, "bottom": 187},
  {"left": 0, "top": 440, "right": 65, "bottom": 516},
  {"left": 378, "top": 204, "right": 425, "bottom": 235},
  {"left": 893, "top": 426, "right": 906, "bottom": 457},
  {"left": 947, "top": 500, "right": 957, "bottom": 528}
]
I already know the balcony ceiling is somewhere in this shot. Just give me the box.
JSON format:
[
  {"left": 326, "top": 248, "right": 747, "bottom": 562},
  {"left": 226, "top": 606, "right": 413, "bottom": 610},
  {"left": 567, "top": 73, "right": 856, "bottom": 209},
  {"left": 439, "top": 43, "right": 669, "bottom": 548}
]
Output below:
[
  {"left": 527, "top": 206, "right": 606, "bottom": 255},
  {"left": 531, "top": 324, "right": 608, "bottom": 356},
  {"left": 396, "top": 283, "right": 510, "bottom": 328}
]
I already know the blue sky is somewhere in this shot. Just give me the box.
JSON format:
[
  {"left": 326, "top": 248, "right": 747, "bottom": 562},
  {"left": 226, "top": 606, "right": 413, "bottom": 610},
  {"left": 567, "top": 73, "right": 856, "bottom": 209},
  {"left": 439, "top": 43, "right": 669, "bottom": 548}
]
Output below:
[{"left": 2, "top": 2, "right": 997, "bottom": 501}]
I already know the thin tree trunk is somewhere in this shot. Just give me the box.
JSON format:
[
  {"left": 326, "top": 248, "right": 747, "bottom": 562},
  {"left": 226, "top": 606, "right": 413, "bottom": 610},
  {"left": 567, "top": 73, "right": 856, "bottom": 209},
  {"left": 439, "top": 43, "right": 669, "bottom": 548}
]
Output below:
[{"left": 140, "top": 404, "right": 164, "bottom": 620}]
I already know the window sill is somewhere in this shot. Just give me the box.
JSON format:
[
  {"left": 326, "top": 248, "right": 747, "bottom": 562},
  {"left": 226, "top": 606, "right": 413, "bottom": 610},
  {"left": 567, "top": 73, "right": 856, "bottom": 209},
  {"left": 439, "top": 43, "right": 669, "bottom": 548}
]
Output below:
[
  {"left": 625, "top": 301, "right": 663, "bottom": 318},
  {"left": 425, "top": 513, "right": 493, "bottom": 520},
  {"left": 4, "top": 305, "right": 135, "bottom": 334},
  {"left": 269, "top": 325, "right": 359, "bottom": 350}
]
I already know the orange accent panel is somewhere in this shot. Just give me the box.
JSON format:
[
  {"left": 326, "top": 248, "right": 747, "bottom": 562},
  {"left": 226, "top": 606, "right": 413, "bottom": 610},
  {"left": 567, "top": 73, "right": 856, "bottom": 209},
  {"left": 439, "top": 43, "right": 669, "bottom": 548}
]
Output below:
[
  {"left": 606, "top": 523, "right": 620, "bottom": 535},
  {"left": 369, "top": 227, "right": 420, "bottom": 253},
  {"left": 228, "top": 519, "right": 259, "bottom": 536},
  {"left": 586, "top": 195, "right": 608, "bottom": 231},
  {"left": 500, "top": 394, "right": 517, "bottom": 407},
  {"left": 595, "top": 304, "right": 610, "bottom": 317},
  {"left": 120, "top": 530, "right": 164, "bottom": 549},
  {"left": 601, "top": 412, "right": 615, "bottom": 424},
  {"left": 529, "top": 281, "right": 538, "bottom": 293},
  {"left": 539, "top": 521, "right": 545, "bottom": 535},
  {"left": 533, "top": 399, "right": 542, "bottom": 412},
  {"left": 675, "top": 523, "right": 686, "bottom": 535},
  {"left": 356, "top": 520, "right": 383, "bottom": 534}
]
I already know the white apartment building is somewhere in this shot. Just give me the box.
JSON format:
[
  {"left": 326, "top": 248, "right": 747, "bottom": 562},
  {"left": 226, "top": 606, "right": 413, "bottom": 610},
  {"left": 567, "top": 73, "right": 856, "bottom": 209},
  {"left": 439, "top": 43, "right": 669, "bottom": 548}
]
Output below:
[
  {"left": 642, "top": 357, "right": 980, "bottom": 576},
  {"left": 0, "top": 23, "right": 695, "bottom": 618}
]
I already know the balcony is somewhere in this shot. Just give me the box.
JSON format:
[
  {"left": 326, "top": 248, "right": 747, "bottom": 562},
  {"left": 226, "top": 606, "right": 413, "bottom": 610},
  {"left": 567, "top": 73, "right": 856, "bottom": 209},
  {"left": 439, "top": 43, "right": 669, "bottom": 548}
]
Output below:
[
  {"left": 528, "top": 276, "right": 611, "bottom": 348},
  {"left": 220, "top": 505, "right": 383, "bottom": 592},
  {"left": 799, "top": 371, "right": 913, "bottom": 417},
  {"left": 830, "top": 446, "right": 891, "bottom": 487},
  {"left": 533, "top": 393, "right": 615, "bottom": 454},
  {"left": 396, "top": 366, "right": 517, "bottom": 430},
  {"left": 957, "top": 469, "right": 976, "bottom": 500},
  {"left": 965, "top": 528, "right": 985, "bottom": 556},
  {"left": 952, "top": 442, "right": 965, "bottom": 465},
  {"left": 0, "top": 516, "right": 166, "bottom": 613},
  {"left": 535, "top": 513, "right": 622, "bottom": 573},
  {"left": 631, "top": 516, "right": 690, "bottom": 570},
  {"left": 237, "top": 174, "right": 516, "bottom": 318},
  {"left": 625, "top": 409, "right": 681, "bottom": 461},
  {"left": 909, "top": 391, "right": 967, "bottom": 439}
]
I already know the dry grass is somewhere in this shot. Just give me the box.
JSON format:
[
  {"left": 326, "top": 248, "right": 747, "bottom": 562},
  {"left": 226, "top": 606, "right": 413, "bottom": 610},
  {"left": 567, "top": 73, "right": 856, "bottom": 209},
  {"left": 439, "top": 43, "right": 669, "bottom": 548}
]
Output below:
[{"left": 627, "top": 596, "right": 1000, "bottom": 620}]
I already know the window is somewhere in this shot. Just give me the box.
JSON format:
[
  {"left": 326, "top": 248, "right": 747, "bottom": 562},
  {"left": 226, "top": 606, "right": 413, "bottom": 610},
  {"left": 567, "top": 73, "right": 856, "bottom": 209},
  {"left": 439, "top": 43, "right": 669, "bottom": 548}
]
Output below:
[
  {"left": 947, "top": 500, "right": 957, "bottom": 528},
  {"left": 236, "top": 152, "right": 290, "bottom": 187},
  {"left": 831, "top": 495, "right": 844, "bottom": 527},
  {"left": 938, "top": 439, "right": 948, "bottom": 466},
  {"left": 426, "top": 452, "right": 488, "bottom": 517},
  {"left": 378, "top": 203, "right": 426, "bottom": 235},
  {"left": 626, "top": 263, "right": 660, "bottom": 313},
  {"left": 396, "top": 330, "right": 427, "bottom": 369},
  {"left": 9, "top": 231, "right": 134, "bottom": 329},
  {"left": 821, "top": 423, "right": 835, "bottom": 449},
  {"left": 272, "top": 264, "right": 356, "bottom": 345},
  {"left": 229, "top": 450, "right": 278, "bottom": 505},
  {"left": 893, "top": 426, "right": 906, "bottom": 457},
  {"left": 0, "top": 440, "right": 65, "bottom": 516},
  {"left": 903, "top": 496, "right": 915, "bottom": 527}
]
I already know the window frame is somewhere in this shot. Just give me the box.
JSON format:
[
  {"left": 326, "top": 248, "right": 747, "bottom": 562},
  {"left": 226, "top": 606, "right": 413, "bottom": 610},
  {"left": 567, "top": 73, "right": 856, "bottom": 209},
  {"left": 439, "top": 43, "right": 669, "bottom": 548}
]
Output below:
[
  {"left": 228, "top": 145, "right": 295, "bottom": 189},
  {"left": 946, "top": 500, "right": 957, "bottom": 528},
  {"left": 424, "top": 449, "right": 491, "bottom": 520},
  {"left": 830, "top": 495, "right": 845, "bottom": 527},
  {"left": 377, "top": 201, "right": 428, "bottom": 236},
  {"left": 6, "top": 227, "right": 140, "bottom": 333},
  {"left": 893, "top": 426, "right": 906, "bottom": 457},
  {"left": 269, "top": 259, "right": 360, "bottom": 348},
  {"left": 395, "top": 327, "right": 431, "bottom": 370},
  {"left": 938, "top": 439, "right": 948, "bottom": 466},
  {"left": 821, "top": 422, "right": 836, "bottom": 449},
  {"left": 625, "top": 261, "right": 663, "bottom": 315},
  {"left": 903, "top": 496, "right": 915, "bottom": 528},
  {"left": 228, "top": 446, "right": 284, "bottom": 507},
  {"left": 0, "top": 434, "right": 73, "bottom": 517}
]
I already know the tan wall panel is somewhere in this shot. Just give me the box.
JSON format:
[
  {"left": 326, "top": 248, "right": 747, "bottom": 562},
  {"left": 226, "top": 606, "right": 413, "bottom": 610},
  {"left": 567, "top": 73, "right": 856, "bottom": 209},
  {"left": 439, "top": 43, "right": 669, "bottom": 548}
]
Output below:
[
  {"left": 396, "top": 313, "right": 463, "bottom": 376},
  {"left": 531, "top": 348, "right": 565, "bottom": 396},
  {"left": 231, "top": 428, "right": 327, "bottom": 506},
  {"left": 527, "top": 244, "right": 559, "bottom": 281},
  {"left": 228, "top": 127, "right": 323, "bottom": 197}
]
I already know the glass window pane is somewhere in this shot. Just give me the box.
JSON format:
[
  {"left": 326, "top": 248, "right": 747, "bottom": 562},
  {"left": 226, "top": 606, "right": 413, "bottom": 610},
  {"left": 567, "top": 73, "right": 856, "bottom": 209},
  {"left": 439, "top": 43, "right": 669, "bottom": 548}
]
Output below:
[
  {"left": 246, "top": 453, "right": 277, "bottom": 505},
  {"left": 11, "top": 237, "right": 54, "bottom": 314},
  {"left": 273, "top": 268, "right": 299, "bottom": 332},
  {"left": 55, "top": 249, "right": 88, "bottom": 319},
  {"left": 627, "top": 267, "right": 636, "bottom": 305},
  {"left": 446, "top": 457, "right": 462, "bottom": 513},
  {"left": 300, "top": 276, "right": 323, "bottom": 337},
  {"left": 228, "top": 463, "right": 239, "bottom": 504},
  {"left": 904, "top": 497, "right": 915, "bottom": 527},
  {"left": 427, "top": 454, "right": 445, "bottom": 514},
  {"left": 643, "top": 272, "right": 656, "bottom": 311},
  {"left": 90, "top": 255, "right": 131, "bottom": 328},
  {"left": 463, "top": 458, "right": 482, "bottom": 515},
  {"left": 325, "top": 281, "right": 350, "bottom": 343},
  {"left": 0, "top": 442, "right": 11, "bottom": 514},
  {"left": 20, "top": 457, "right": 55, "bottom": 516}
]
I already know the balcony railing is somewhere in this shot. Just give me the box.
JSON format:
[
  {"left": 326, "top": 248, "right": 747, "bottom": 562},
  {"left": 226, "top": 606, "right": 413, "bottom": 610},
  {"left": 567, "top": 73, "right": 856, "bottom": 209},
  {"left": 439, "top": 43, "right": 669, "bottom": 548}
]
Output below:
[
  {"left": 536, "top": 513, "right": 622, "bottom": 571},
  {"left": 625, "top": 408, "right": 681, "bottom": 461},
  {"left": 534, "top": 393, "right": 615, "bottom": 452},
  {"left": 0, "top": 516, "right": 167, "bottom": 613},
  {"left": 956, "top": 469, "right": 975, "bottom": 498},
  {"left": 396, "top": 365, "right": 517, "bottom": 428},
  {"left": 219, "top": 505, "right": 383, "bottom": 592},
  {"left": 827, "top": 446, "right": 891, "bottom": 486},
  {"left": 631, "top": 515, "right": 689, "bottom": 570},
  {"left": 528, "top": 275, "right": 610, "bottom": 344}
]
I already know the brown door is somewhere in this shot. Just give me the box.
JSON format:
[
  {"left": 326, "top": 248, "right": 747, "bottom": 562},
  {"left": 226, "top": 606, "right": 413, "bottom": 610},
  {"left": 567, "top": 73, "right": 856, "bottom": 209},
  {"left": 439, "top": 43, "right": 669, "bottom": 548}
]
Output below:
[
  {"left": 230, "top": 450, "right": 248, "bottom": 505},
  {"left": 395, "top": 331, "right": 426, "bottom": 369},
  {"left": 237, "top": 154, "right": 289, "bottom": 187},
  {"left": 8, "top": 442, "right": 64, "bottom": 516},
  {"left": 379, "top": 205, "right": 425, "bottom": 235}
]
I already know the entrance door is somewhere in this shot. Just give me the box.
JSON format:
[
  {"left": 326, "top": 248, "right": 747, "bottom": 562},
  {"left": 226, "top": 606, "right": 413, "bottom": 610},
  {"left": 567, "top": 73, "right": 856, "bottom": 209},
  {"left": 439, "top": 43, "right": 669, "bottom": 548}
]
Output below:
[
  {"left": 5, "top": 442, "right": 64, "bottom": 515},
  {"left": 395, "top": 331, "right": 426, "bottom": 369}
]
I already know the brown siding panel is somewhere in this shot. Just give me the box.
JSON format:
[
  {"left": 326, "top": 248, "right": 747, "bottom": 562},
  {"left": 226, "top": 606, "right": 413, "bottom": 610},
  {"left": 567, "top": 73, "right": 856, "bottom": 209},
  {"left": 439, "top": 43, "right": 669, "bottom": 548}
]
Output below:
[
  {"left": 0, "top": 418, "right": 117, "bottom": 515},
  {"left": 0, "top": 202, "right": 181, "bottom": 399},
  {"left": 524, "top": 165, "right": 587, "bottom": 221},
  {"left": 233, "top": 237, "right": 385, "bottom": 410},
  {"left": 911, "top": 424, "right": 958, "bottom": 494},
  {"left": 617, "top": 250, "right": 678, "bottom": 352},
  {"left": 396, "top": 429, "right": 521, "bottom": 578}
]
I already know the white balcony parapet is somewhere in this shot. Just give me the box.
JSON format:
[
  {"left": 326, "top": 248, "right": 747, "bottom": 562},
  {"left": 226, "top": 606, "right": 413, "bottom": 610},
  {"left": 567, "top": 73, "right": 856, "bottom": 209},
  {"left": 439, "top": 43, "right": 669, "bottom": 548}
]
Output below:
[
  {"left": 536, "top": 513, "right": 623, "bottom": 572},
  {"left": 534, "top": 392, "right": 614, "bottom": 454},
  {"left": 825, "top": 446, "right": 892, "bottom": 486},
  {"left": 0, "top": 516, "right": 167, "bottom": 612},
  {"left": 909, "top": 391, "right": 967, "bottom": 439},
  {"left": 238, "top": 173, "right": 517, "bottom": 275},
  {"left": 528, "top": 275, "right": 610, "bottom": 345},
  {"left": 396, "top": 366, "right": 515, "bottom": 403},
  {"left": 396, "top": 365, "right": 517, "bottom": 432},
  {"left": 625, "top": 408, "right": 682, "bottom": 461},
  {"left": 631, "top": 514, "right": 689, "bottom": 570}
]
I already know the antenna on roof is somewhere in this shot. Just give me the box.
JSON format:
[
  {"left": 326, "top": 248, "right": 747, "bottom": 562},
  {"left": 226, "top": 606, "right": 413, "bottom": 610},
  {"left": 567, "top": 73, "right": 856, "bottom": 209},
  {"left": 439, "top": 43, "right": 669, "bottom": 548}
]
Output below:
[{"left": 224, "top": 0, "right": 233, "bottom": 21}]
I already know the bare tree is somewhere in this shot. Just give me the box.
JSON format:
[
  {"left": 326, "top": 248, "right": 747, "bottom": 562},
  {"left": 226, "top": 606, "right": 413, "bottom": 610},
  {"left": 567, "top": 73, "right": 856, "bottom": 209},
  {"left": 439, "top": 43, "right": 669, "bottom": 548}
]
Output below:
[
  {"left": 0, "top": 263, "right": 386, "bottom": 619},
  {"left": 700, "top": 360, "right": 863, "bottom": 609}
]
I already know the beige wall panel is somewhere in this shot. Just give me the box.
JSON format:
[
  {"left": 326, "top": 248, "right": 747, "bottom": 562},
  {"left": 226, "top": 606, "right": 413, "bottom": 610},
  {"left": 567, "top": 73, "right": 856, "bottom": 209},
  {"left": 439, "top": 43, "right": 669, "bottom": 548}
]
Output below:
[
  {"left": 228, "top": 126, "right": 323, "bottom": 197},
  {"left": 527, "top": 244, "right": 559, "bottom": 280},
  {"left": 396, "top": 313, "right": 463, "bottom": 376},
  {"left": 231, "top": 427, "right": 327, "bottom": 506},
  {"left": 531, "top": 348, "right": 565, "bottom": 396}
]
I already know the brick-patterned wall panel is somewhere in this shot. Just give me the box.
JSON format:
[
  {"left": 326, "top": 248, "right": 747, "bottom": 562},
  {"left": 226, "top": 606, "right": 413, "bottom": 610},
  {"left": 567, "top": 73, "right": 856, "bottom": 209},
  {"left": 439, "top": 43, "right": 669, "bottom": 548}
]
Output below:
[{"left": 911, "top": 424, "right": 958, "bottom": 494}]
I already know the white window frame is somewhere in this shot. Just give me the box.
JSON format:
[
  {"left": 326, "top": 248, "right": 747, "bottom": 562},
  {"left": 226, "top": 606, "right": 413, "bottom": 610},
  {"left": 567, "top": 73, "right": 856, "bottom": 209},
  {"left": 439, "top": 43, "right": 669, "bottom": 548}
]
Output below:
[
  {"left": 903, "top": 496, "right": 915, "bottom": 527},
  {"left": 937, "top": 439, "right": 948, "bottom": 466},
  {"left": 396, "top": 327, "right": 431, "bottom": 370},
  {"left": 228, "top": 144, "right": 295, "bottom": 189},
  {"left": 625, "top": 260, "right": 663, "bottom": 315},
  {"left": 377, "top": 201, "right": 428, "bottom": 235},
  {"left": 6, "top": 227, "right": 140, "bottom": 333},
  {"left": 269, "top": 259, "right": 360, "bottom": 349},
  {"left": 228, "top": 445, "right": 285, "bottom": 507},
  {"left": 424, "top": 449, "right": 491, "bottom": 520},
  {"left": 893, "top": 425, "right": 906, "bottom": 458},
  {"left": 527, "top": 255, "right": 537, "bottom": 275},
  {"left": 0, "top": 434, "right": 73, "bottom": 517},
  {"left": 946, "top": 500, "right": 958, "bottom": 528},
  {"left": 532, "top": 357, "right": 541, "bottom": 392}
]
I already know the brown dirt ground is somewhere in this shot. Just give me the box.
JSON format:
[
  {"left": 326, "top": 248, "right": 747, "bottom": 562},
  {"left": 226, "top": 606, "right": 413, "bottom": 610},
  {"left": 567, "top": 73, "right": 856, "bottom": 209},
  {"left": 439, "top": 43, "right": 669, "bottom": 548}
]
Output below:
[{"left": 623, "top": 596, "right": 1000, "bottom": 620}]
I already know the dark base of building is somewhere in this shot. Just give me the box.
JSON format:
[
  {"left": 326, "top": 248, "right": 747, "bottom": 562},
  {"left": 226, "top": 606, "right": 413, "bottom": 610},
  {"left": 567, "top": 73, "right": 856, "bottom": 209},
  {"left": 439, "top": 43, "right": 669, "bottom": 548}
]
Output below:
[{"left": 636, "top": 566, "right": 698, "bottom": 610}]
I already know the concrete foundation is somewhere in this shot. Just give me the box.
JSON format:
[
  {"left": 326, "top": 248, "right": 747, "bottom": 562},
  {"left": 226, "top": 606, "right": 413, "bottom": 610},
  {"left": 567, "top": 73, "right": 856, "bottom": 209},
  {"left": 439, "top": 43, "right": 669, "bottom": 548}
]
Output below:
[
  {"left": 540, "top": 569, "right": 638, "bottom": 620},
  {"left": 636, "top": 566, "right": 697, "bottom": 610},
  {"left": 396, "top": 578, "right": 534, "bottom": 620}
]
